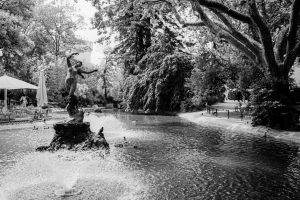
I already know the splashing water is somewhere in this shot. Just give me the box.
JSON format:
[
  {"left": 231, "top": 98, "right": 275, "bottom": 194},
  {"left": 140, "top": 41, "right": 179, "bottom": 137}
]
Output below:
[
  {"left": 0, "top": 148, "right": 147, "bottom": 199},
  {"left": 0, "top": 189, "right": 8, "bottom": 200},
  {"left": 84, "top": 113, "right": 126, "bottom": 136},
  {"left": 0, "top": 114, "right": 148, "bottom": 200}
]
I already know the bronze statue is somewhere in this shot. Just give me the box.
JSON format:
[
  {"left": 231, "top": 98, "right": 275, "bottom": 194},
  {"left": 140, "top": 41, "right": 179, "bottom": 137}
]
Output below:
[
  {"left": 65, "top": 53, "right": 98, "bottom": 123},
  {"left": 66, "top": 53, "right": 98, "bottom": 96}
]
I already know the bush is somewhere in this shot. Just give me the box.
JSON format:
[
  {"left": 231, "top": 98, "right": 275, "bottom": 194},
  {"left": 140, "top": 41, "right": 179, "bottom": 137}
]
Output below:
[
  {"left": 183, "top": 98, "right": 202, "bottom": 112},
  {"left": 185, "top": 52, "right": 226, "bottom": 108},
  {"left": 123, "top": 53, "right": 193, "bottom": 113},
  {"left": 206, "top": 95, "right": 219, "bottom": 105},
  {"left": 251, "top": 88, "right": 298, "bottom": 129}
]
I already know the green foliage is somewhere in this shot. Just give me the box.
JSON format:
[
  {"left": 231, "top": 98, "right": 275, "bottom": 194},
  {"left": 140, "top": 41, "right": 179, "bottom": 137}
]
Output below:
[
  {"left": 0, "top": 0, "right": 35, "bottom": 74},
  {"left": 185, "top": 52, "right": 226, "bottom": 108},
  {"left": 32, "top": 1, "right": 84, "bottom": 57},
  {"left": 121, "top": 18, "right": 192, "bottom": 113},
  {"left": 91, "top": 0, "right": 151, "bottom": 67},
  {"left": 0, "top": 0, "right": 34, "bottom": 20},
  {"left": 91, "top": 0, "right": 192, "bottom": 113},
  {"left": 250, "top": 77, "right": 299, "bottom": 129},
  {"left": 77, "top": 86, "right": 106, "bottom": 107},
  {"left": 251, "top": 88, "right": 287, "bottom": 129},
  {"left": 124, "top": 53, "right": 192, "bottom": 113}
]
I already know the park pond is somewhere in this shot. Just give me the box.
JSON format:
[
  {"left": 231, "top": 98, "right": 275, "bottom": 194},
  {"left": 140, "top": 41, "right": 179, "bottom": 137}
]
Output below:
[{"left": 0, "top": 112, "right": 300, "bottom": 200}]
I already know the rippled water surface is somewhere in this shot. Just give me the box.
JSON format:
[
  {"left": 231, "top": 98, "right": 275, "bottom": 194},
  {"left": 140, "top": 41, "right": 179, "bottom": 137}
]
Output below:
[{"left": 0, "top": 113, "right": 300, "bottom": 200}]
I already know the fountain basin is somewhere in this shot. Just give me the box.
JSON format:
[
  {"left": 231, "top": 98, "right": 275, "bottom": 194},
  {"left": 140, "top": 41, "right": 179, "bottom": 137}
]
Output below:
[{"left": 36, "top": 122, "right": 109, "bottom": 151}]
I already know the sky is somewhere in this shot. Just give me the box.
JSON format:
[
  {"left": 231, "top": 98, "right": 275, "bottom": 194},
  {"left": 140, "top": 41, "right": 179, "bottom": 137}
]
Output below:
[
  {"left": 72, "top": 0, "right": 106, "bottom": 65},
  {"left": 74, "top": 0, "right": 99, "bottom": 42},
  {"left": 293, "top": 67, "right": 300, "bottom": 86}
]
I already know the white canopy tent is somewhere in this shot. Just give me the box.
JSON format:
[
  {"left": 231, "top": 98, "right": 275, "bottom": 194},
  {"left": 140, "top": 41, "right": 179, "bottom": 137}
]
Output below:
[{"left": 0, "top": 75, "right": 38, "bottom": 111}]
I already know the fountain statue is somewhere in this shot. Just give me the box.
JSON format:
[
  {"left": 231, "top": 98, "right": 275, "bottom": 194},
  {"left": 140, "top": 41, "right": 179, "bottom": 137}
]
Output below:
[
  {"left": 36, "top": 53, "right": 109, "bottom": 152},
  {"left": 65, "top": 52, "right": 98, "bottom": 122}
]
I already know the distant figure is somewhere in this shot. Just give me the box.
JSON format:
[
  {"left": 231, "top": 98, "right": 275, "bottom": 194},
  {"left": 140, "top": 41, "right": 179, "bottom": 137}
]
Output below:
[
  {"left": 65, "top": 52, "right": 98, "bottom": 97},
  {"left": 20, "top": 95, "right": 28, "bottom": 107},
  {"left": 43, "top": 118, "right": 49, "bottom": 129},
  {"left": 123, "top": 137, "right": 128, "bottom": 146}
]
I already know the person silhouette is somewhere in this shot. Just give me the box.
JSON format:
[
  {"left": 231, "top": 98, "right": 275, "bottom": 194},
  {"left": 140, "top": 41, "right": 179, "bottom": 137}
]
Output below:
[{"left": 20, "top": 94, "right": 28, "bottom": 107}]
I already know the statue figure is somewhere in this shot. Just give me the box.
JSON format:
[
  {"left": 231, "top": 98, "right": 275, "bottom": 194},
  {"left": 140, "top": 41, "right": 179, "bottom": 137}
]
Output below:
[
  {"left": 65, "top": 53, "right": 98, "bottom": 123},
  {"left": 66, "top": 53, "right": 98, "bottom": 96}
]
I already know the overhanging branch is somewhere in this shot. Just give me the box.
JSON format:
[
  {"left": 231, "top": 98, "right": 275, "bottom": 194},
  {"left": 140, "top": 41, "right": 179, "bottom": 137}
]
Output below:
[
  {"left": 284, "top": 42, "right": 300, "bottom": 72},
  {"left": 211, "top": 9, "right": 263, "bottom": 64},
  {"left": 286, "top": 0, "right": 300, "bottom": 55},
  {"left": 274, "top": 26, "right": 289, "bottom": 64},
  {"left": 182, "top": 22, "right": 205, "bottom": 27},
  {"left": 195, "top": 0, "right": 253, "bottom": 24},
  {"left": 191, "top": 2, "right": 261, "bottom": 67},
  {"left": 191, "top": 1, "right": 218, "bottom": 33},
  {"left": 163, "top": 2, "right": 206, "bottom": 28},
  {"left": 248, "top": 0, "right": 278, "bottom": 73}
]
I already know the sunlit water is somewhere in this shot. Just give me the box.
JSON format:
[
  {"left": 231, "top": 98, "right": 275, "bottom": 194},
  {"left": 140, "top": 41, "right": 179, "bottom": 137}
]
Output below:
[{"left": 0, "top": 112, "right": 300, "bottom": 200}]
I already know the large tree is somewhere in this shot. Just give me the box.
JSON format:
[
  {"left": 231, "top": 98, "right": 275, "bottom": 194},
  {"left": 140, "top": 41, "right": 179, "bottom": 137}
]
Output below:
[
  {"left": 91, "top": 0, "right": 194, "bottom": 113},
  {"left": 91, "top": 0, "right": 152, "bottom": 76},
  {"left": 143, "top": 0, "right": 300, "bottom": 127},
  {"left": 32, "top": 0, "right": 85, "bottom": 58},
  {"left": 26, "top": 0, "right": 90, "bottom": 103},
  {"left": 0, "top": 0, "right": 35, "bottom": 76}
]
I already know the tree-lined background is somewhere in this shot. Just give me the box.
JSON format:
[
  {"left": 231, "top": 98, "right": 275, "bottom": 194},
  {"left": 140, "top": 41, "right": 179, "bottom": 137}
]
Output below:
[{"left": 1, "top": 0, "right": 300, "bottom": 129}]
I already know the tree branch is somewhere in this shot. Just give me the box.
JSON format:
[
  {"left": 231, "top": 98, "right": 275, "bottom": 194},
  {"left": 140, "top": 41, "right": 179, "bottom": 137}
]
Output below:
[
  {"left": 284, "top": 42, "right": 300, "bottom": 73},
  {"left": 191, "top": 1, "right": 218, "bottom": 33},
  {"left": 182, "top": 22, "right": 205, "bottom": 27},
  {"left": 211, "top": 9, "right": 263, "bottom": 64},
  {"left": 40, "top": 21, "right": 56, "bottom": 43},
  {"left": 191, "top": 2, "right": 261, "bottom": 66},
  {"left": 248, "top": 0, "right": 278, "bottom": 74},
  {"left": 274, "top": 26, "right": 289, "bottom": 64},
  {"left": 195, "top": 0, "right": 253, "bottom": 24},
  {"left": 286, "top": 0, "right": 300, "bottom": 56},
  {"left": 161, "top": 2, "right": 205, "bottom": 28},
  {"left": 260, "top": 0, "right": 268, "bottom": 19}
]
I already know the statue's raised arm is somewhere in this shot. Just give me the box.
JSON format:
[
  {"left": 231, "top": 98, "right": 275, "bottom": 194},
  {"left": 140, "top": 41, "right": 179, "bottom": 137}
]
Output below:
[
  {"left": 77, "top": 68, "right": 98, "bottom": 75},
  {"left": 67, "top": 53, "right": 79, "bottom": 68},
  {"left": 75, "top": 61, "right": 98, "bottom": 79}
]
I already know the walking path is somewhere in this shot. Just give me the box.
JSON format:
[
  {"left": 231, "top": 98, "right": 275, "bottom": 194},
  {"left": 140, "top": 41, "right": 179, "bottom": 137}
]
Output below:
[{"left": 179, "top": 101, "right": 300, "bottom": 143}]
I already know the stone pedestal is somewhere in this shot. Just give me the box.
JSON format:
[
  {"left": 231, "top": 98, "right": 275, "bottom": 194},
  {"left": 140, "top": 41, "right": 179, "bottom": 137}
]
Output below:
[{"left": 36, "top": 122, "right": 109, "bottom": 152}]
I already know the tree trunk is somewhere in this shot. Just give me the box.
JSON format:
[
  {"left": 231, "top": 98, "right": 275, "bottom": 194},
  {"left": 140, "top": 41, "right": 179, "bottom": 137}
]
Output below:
[
  {"left": 252, "top": 70, "right": 299, "bottom": 129},
  {"left": 271, "top": 72, "right": 290, "bottom": 96},
  {"left": 269, "top": 72, "right": 298, "bottom": 129}
]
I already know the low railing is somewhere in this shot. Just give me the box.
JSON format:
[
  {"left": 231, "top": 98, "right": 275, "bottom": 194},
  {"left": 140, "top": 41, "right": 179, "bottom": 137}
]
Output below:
[{"left": 206, "top": 105, "right": 253, "bottom": 121}]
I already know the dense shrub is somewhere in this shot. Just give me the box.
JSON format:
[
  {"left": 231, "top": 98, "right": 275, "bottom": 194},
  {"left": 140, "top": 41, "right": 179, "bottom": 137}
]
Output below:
[
  {"left": 251, "top": 87, "right": 298, "bottom": 129},
  {"left": 185, "top": 52, "right": 226, "bottom": 109},
  {"left": 227, "top": 90, "right": 236, "bottom": 100},
  {"left": 123, "top": 53, "right": 193, "bottom": 113}
]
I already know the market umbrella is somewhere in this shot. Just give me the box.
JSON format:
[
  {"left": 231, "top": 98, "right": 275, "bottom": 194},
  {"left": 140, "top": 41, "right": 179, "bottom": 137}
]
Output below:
[
  {"left": 0, "top": 75, "right": 37, "bottom": 110},
  {"left": 36, "top": 70, "right": 48, "bottom": 107}
]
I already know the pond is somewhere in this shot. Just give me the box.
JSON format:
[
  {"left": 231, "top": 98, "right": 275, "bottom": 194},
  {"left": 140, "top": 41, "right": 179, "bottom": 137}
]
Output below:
[{"left": 0, "top": 113, "right": 299, "bottom": 200}]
